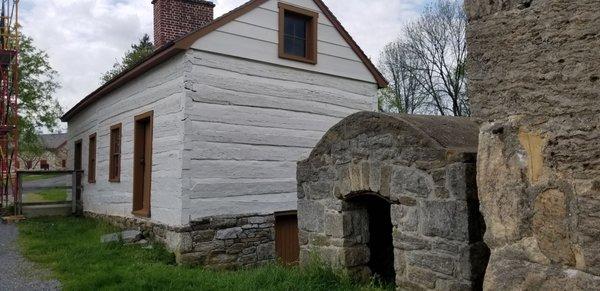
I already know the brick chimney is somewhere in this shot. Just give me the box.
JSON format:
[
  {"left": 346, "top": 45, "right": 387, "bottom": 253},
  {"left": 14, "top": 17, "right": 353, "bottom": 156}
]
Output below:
[{"left": 152, "top": 0, "right": 215, "bottom": 48}]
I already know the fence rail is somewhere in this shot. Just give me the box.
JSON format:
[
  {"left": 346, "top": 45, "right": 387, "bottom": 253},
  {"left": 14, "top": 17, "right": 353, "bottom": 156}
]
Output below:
[{"left": 14, "top": 170, "right": 84, "bottom": 216}]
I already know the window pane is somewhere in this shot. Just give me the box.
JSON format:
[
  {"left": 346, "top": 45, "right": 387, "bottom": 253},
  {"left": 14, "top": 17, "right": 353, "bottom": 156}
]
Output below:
[{"left": 284, "top": 12, "right": 308, "bottom": 58}]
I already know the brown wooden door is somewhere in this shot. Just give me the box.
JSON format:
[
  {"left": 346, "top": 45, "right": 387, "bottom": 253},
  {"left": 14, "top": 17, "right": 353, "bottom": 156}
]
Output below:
[
  {"left": 275, "top": 213, "right": 300, "bottom": 265},
  {"left": 133, "top": 112, "right": 153, "bottom": 217}
]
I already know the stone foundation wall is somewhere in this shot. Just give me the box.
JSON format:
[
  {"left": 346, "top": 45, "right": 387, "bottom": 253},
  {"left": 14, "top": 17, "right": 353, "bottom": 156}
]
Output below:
[
  {"left": 85, "top": 212, "right": 276, "bottom": 269},
  {"left": 466, "top": 0, "right": 600, "bottom": 289}
]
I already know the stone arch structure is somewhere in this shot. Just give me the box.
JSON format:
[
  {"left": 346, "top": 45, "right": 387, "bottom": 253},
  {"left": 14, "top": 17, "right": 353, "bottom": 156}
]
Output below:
[{"left": 297, "top": 112, "right": 489, "bottom": 290}]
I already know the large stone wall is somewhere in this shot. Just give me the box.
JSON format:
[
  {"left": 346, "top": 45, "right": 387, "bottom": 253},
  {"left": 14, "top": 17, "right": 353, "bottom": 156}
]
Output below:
[
  {"left": 466, "top": 0, "right": 600, "bottom": 289},
  {"left": 297, "top": 112, "right": 488, "bottom": 290}
]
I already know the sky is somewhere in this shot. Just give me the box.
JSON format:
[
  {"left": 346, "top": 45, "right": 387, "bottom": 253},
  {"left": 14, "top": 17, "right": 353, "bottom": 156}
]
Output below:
[{"left": 20, "top": 0, "right": 426, "bottom": 113}]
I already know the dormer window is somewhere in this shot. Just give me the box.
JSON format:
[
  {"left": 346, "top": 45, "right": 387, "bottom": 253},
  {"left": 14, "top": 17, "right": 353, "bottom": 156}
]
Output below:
[{"left": 278, "top": 3, "right": 318, "bottom": 64}]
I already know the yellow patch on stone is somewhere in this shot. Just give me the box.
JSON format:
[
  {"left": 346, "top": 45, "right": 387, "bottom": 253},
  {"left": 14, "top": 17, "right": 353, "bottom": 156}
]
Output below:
[
  {"left": 518, "top": 130, "right": 545, "bottom": 183},
  {"left": 532, "top": 189, "right": 575, "bottom": 265}
]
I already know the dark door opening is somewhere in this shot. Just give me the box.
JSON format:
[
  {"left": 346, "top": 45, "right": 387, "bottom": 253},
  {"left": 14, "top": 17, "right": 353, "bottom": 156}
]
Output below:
[
  {"left": 350, "top": 194, "right": 395, "bottom": 284},
  {"left": 74, "top": 140, "right": 83, "bottom": 202},
  {"left": 275, "top": 212, "right": 300, "bottom": 265},
  {"left": 133, "top": 111, "right": 153, "bottom": 217}
]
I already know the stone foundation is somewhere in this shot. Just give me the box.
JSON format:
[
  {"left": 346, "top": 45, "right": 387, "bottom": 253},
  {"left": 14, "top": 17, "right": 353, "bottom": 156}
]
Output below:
[{"left": 85, "top": 212, "right": 276, "bottom": 268}]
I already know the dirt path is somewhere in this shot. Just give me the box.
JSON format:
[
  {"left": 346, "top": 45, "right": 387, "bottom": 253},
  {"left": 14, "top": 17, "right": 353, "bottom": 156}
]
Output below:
[{"left": 0, "top": 222, "right": 61, "bottom": 291}]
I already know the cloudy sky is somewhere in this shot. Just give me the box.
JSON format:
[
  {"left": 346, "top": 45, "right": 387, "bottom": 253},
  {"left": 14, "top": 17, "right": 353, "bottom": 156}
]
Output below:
[{"left": 21, "top": 0, "right": 426, "bottom": 112}]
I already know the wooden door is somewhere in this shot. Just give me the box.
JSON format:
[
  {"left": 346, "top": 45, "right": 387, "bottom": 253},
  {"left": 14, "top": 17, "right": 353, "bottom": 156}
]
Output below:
[
  {"left": 133, "top": 111, "right": 153, "bottom": 217},
  {"left": 275, "top": 213, "right": 300, "bottom": 265},
  {"left": 74, "top": 140, "right": 82, "bottom": 170}
]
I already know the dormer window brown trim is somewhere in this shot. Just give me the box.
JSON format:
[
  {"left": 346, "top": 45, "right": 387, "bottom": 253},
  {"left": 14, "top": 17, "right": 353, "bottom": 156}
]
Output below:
[{"left": 278, "top": 2, "right": 318, "bottom": 64}]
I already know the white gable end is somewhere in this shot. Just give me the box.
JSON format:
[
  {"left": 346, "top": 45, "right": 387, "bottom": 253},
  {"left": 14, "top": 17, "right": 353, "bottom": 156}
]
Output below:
[{"left": 190, "top": 0, "right": 377, "bottom": 84}]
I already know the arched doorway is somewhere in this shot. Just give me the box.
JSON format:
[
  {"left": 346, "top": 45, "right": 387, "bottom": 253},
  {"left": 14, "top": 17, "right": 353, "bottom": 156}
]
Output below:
[{"left": 346, "top": 193, "right": 395, "bottom": 283}]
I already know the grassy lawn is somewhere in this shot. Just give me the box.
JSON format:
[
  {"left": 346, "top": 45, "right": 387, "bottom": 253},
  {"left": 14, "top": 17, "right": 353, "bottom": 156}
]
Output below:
[
  {"left": 18, "top": 217, "right": 391, "bottom": 291},
  {"left": 22, "top": 173, "right": 63, "bottom": 182},
  {"left": 23, "top": 187, "right": 68, "bottom": 203}
]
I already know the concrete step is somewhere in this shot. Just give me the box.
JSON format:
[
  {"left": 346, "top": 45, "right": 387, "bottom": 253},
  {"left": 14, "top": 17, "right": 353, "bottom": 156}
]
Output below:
[{"left": 22, "top": 203, "right": 72, "bottom": 218}]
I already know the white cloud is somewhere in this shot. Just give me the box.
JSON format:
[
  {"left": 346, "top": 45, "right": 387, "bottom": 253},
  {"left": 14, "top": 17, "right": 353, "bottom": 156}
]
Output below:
[{"left": 21, "top": 0, "right": 423, "bottom": 113}]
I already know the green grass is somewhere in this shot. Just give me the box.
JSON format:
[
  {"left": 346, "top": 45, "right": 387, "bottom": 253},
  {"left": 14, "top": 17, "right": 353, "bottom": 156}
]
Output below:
[
  {"left": 18, "top": 217, "right": 391, "bottom": 291},
  {"left": 22, "top": 173, "right": 63, "bottom": 182},
  {"left": 23, "top": 187, "right": 68, "bottom": 203}
]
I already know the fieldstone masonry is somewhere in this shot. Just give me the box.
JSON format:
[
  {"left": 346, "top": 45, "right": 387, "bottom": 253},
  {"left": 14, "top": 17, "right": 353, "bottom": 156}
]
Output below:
[
  {"left": 297, "top": 112, "right": 489, "bottom": 290},
  {"left": 86, "top": 212, "right": 276, "bottom": 269},
  {"left": 466, "top": 0, "right": 600, "bottom": 289}
]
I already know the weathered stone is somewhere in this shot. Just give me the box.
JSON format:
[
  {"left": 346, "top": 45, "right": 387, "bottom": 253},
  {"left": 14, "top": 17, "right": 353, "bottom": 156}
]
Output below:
[
  {"left": 342, "top": 246, "right": 370, "bottom": 267},
  {"left": 390, "top": 166, "right": 434, "bottom": 199},
  {"left": 215, "top": 227, "right": 243, "bottom": 240},
  {"left": 420, "top": 201, "right": 469, "bottom": 241},
  {"left": 466, "top": 0, "right": 600, "bottom": 288},
  {"left": 100, "top": 233, "right": 120, "bottom": 243},
  {"left": 391, "top": 204, "right": 418, "bottom": 232},
  {"left": 257, "top": 242, "right": 276, "bottom": 261},
  {"left": 406, "top": 266, "right": 437, "bottom": 289},
  {"left": 393, "top": 233, "right": 431, "bottom": 251},
  {"left": 297, "top": 200, "right": 324, "bottom": 232},
  {"left": 407, "top": 252, "right": 455, "bottom": 276}
]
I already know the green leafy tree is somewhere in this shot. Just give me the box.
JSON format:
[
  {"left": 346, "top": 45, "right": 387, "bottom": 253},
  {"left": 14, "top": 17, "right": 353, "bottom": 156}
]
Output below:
[
  {"left": 19, "top": 34, "right": 63, "bottom": 136},
  {"left": 101, "top": 34, "right": 155, "bottom": 83}
]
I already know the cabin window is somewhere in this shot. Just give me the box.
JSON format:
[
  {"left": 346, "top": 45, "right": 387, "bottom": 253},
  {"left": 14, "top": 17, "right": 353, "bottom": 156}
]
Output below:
[
  {"left": 109, "top": 124, "right": 122, "bottom": 182},
  {"left": 88, "top": 133, "right": 97, "bottom": 183},
  {"left": 278, "top": 3, "right": 318, "bottom": 64}
]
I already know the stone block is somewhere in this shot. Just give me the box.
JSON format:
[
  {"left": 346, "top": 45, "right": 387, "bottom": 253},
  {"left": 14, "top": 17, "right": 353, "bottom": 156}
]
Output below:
[
  {"left": 215, "top": 227, "right": 243, "bottom": 240},
  {"left": 390, "top": 166, "right": 434, "bottom": 200},
  {"left": 391, "top": 204, "right": 418, "bottom": 232},
  {"left": 324, "top": 211, "right": 345, "bottom": 238},
  {"left": 121, "top": 230, "right": 143, "bottom": 243},
  {"left": 257, "top": 242, "right": 276, "bottom": 261},
  {"left": 420, "top": 201, "right": 469, "bottom": 242},
  {"left": 406, "top": 252, "right": 456, "bottom": 276},
  {"left": 406, "top": 266, "right": 437, "bottom": 289},
  {"left": 342, "top": 246, "right": 370, "bottom": 267},
  {"left": 100, "top": 233, "right": 120, "bottom": 243},
  {"left": 298, "top": 199, "right": 325, "bottom": 232},
  {"left": 307, "top": 180, "right": 334, "bottom": 200},
  {"left": 445, "top": 163, "right": 474, "bottom": 200},
  {"left": 393, "top": 233, "right": 431, "bottom": 250}
]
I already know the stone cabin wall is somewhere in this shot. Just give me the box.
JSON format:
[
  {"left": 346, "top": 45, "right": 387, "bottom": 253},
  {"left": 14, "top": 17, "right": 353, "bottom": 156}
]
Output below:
[{"left": 466, "top": 0, "right": 600, "bottom": 289}]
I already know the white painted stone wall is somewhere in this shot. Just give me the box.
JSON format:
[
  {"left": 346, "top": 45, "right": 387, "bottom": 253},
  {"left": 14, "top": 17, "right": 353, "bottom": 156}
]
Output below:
[
  {"left": 67, "top": 55, "right": 186, "bottom": 226},
  {"left": 180, "top": 50, "right": 377, "bottom": 224}
]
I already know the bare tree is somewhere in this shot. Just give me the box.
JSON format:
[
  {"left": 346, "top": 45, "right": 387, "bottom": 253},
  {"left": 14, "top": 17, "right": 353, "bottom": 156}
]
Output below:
[
  {"left": 378, "top": 0, "right": 469, "bottom": 116},
  {"left": 378, "top": 41, "right": 428, "bottom": 114}
]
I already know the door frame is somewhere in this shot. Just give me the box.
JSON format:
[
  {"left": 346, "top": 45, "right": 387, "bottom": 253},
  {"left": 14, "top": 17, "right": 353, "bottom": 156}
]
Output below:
[{"left": 132, "top": 111, "right": 154, "bottom": 218}]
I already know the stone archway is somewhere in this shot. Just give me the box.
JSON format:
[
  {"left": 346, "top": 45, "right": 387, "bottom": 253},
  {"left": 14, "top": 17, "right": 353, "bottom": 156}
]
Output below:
[{"left": 297, "top": 112, "right": 490, "bottom": 290}]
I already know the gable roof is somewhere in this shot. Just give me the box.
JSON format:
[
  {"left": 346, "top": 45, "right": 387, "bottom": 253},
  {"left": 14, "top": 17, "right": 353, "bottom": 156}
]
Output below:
[
  {"left": 61, "top": 0, "right": 388, "bottom": 122},
  {"left": 39, "top": 133, "right": 68, "bottom": 150}
]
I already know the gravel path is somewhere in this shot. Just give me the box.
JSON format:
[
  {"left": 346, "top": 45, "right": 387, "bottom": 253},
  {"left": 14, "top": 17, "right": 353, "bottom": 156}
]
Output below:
[{"left": 0, "top": 222, "right": 61, "bottom": 291}]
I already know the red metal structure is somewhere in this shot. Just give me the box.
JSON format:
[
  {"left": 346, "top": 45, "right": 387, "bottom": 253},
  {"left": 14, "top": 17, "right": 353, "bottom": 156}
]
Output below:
[{"left": 0, "top": 0, "right": 19, "bottom": 214}]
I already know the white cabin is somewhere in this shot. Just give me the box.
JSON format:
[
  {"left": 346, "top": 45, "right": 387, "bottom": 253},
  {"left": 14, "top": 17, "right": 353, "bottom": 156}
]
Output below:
[{"left": 62, "top": 0, "right": 385, "bottom": 266}]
